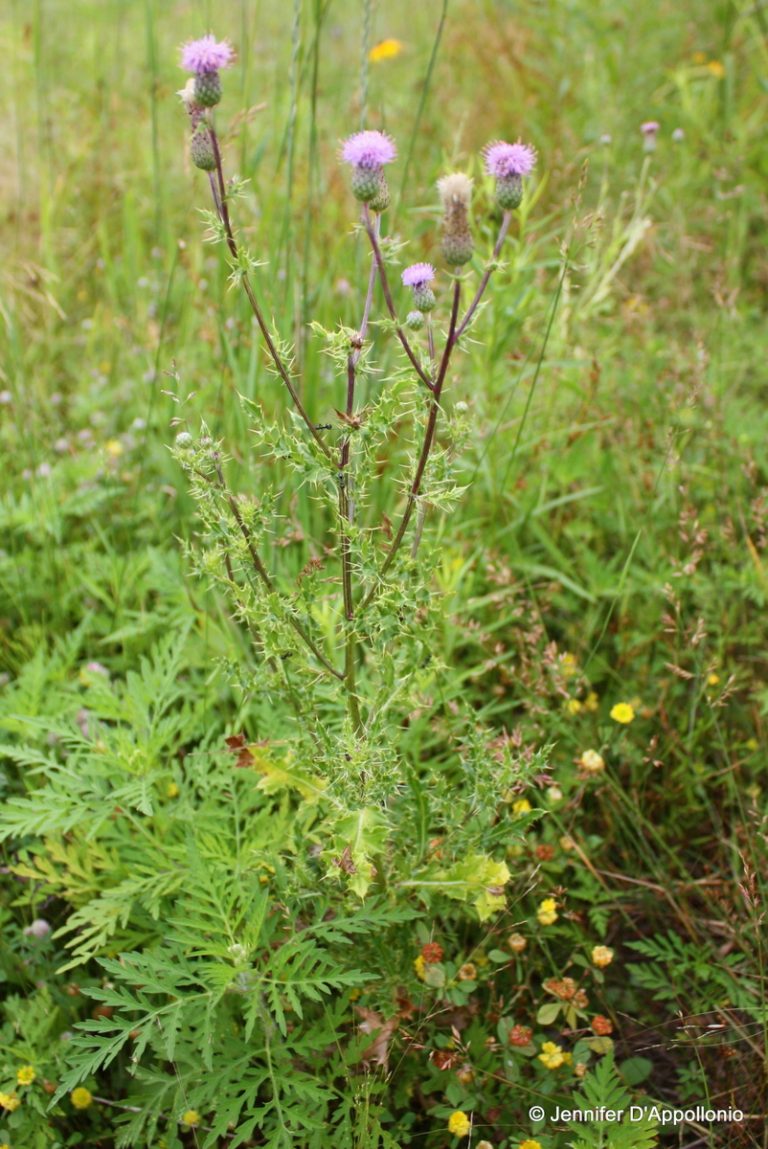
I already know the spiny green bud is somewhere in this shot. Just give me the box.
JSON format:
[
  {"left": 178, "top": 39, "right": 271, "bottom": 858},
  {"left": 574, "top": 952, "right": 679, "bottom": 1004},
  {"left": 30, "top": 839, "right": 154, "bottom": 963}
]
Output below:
[
  {"left": 369, "top": 175, "right": 391, "bottom": 213},
  {"left": 405, "top": 310, "right": 425, "bottom": 330},
  {"left": 495, "top": 173, "right": 523, "bottom": 210},
  {"left": 175, "top": 431, "right": 194, "bottom": 448},
  {"left": 190, "top": 124, "right": 216, "bottom": 171},
  {"left": 351, "top": 166, "right": 386, "bottom": 204},
  {"left": 194, "top": 71, "right": 222, "bottom": 108},
  {"left": 412, "top": 284, "right": 436, "bottom": 312}
]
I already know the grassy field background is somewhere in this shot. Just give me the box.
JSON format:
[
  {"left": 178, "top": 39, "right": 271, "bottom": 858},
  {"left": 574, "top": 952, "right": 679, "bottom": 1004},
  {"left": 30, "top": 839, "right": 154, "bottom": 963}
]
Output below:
[{"left": 2, "top": 0, "right": 767, "bottom": 1146}]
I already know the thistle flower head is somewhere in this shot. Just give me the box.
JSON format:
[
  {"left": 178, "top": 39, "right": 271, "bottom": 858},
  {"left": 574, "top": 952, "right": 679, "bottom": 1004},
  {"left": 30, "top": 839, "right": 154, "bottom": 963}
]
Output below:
[
  {"left": 437, "top": 172, "right": 473, "bottom": 208},
  {"left": 640, "top": 120, "right": 660, "bottom": 136},
  {"left": 401, "top": 262, "right": 435, "bottom": 288},
  {"left": 483, "top": 139, "right": 537, "bottom": 178},
  {"left": 181, "top": 35, "right": 235, "bottom": 74},
  {"left": 341, "top": 130, "right": 397, "bottom": 170}
]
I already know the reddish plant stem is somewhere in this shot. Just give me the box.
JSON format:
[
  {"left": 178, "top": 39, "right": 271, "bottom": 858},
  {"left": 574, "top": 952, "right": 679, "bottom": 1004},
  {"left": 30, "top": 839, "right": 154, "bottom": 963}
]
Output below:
[
  {"left": 362, "top": 205, "right": 435, "bottom": 391},
  {"left": 360, "top": 278, "right": 461, "bottom": 611},
  {"left": 454, "top": 211, "right": 512, "bottom": 339},
  {"left": 206, "top": 123, "right": 331, "bottom": 459}
]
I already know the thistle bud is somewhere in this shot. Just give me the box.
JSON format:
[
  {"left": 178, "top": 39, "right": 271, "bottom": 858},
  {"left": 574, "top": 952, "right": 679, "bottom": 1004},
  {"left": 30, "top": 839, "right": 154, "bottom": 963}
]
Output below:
[
  {"left": 437, "top": 173, "right": 474, "bottom": 266},
  {"left": 190, "top": 124, "right": 216, "bottom": 170},
  {"left": 194, "top": 70, "right": 222, "bottom": 108},
  {"left": 405, "top": 310, "right": 425, "bottom": 330}
]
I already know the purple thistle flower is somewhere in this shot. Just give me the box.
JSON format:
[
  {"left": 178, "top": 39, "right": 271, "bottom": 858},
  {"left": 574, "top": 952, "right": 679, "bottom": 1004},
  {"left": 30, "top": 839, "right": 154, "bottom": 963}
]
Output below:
[
  {"left": 180, "top": 35, "right": 235, "bottom": 74},
  {"left": 483, "top": 140, "right": 537, "bottom": 179},
  {"left": 341, "top": 130, "right": 397, "bottom": 170},
  {"left": 640, "top": 120, "right": 660, "bottom": 135},
  {"left": 402, "top": 263, "right": 435, "bottom": 288}
]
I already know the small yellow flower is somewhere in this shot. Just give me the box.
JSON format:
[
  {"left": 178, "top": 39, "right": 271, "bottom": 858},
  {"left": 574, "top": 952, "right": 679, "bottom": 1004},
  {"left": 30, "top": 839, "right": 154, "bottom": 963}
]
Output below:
[
  {"left": 447, "top": 1109, "right": 472, "bottom": 1137},
  {"left": 105, "top": 439, "right": 123, "bottom": 458},
  {"left": 591, "top": 945, "right": 614, "bottom": 969},
  {"left": 166, "top": 781, "right": 180, "bottom": 799},
  {"left": 70, "top": 1087, "right": 93, "bottom": 1110},
  {"left": 507, "top": 932, "right": 527, "bottom": 954},
  {"left": 0, "top": 1141, "right": 10, "bottom": 1149},
  {"left": 458, "top": 962, "right": 477, "bottom": 981},
  {"left": 562, "top": 652, "right": 578, "bottom": 678},
  {"left": 0, "top": 1093, "right": 21, "bottom": 1112},
  {"left": 181, "top": 1109, "right": 201, "bottom": 1127},
  {"left": 368, "top": 38, "right": 404, "bottom": 62},
  {"left": 16, "top": 1066, "right": 35, "bottom": 1086},
  {"left": 476, "top": 1143, "right": 495, "bottom": 1149},
  {"left": 707, "top": 673, "right": 720, "bottom": 686},
  {"left": 746, "top": 738, "right": 758, "bottom": 751},
  {"left": 584, "top": 690, "right": 599, "bottom": 711},
  {"left": 537, "top": 897, "right": 558, "bottom": 926},
  {"left": 707, "top": 60, "right": 725, "bottom": 77},
  {"left": 512, "top": 798, "right": 532, "bottom": 815},
  {"left": 565, "top": 698, "right": 583, "bottom": 715},
  {"left": 610, "top": 702, "right": 635, "bottom": 724},
  {"left": 521, "top": 1141, "right": 543, "bottom": 1149},
  {"left": 413, "top": 954, "right": 427, "bottom": 981},
  {"left": 538, "top": 1040, "right": 566, "bottom": 1069},
  {"left": 578, "top": 749, "right": 605, "bottom": 774}
]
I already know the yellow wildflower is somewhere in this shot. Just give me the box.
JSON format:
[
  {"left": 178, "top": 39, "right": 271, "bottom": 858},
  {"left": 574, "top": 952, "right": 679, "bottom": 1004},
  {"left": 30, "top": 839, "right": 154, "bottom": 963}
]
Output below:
[
  {"left": 181, "top": 1110, "right": 201, "bottom": 1127},
  {"left": 610, "top": 702, "right": 635, "bottom": 724},
  {"left": 562, "top": 652, "right": 578, "bottom": 677},
  {"left": 0, "top": 1093, "right": 20, "bottom": 1112},
  {"left": 0, "top": 1142, "right": 10, "bottom": 1149},
  {"left": 476, "top": 1143, "right": 495, "bottom": 1149},
  {"left": 591, "top": 945, "right": 614, "bottom": 968},
  {"left": 458, "top": 962, "right": 477, "bottom": 981},
  {"left": 512, "top": 798, "right": 532, "bottom": 815},
  {"left": 537, "top": 897, "right": 558, "bottom": 926},
  {"left": 70, "top": 1087, "right": 93, "bottom": 1109},
  {"left": 105, "top": 439, "right": 123, "bottom": 458},
  {"left": 707, "top": 60, "right": 725, "bottom": 77},
  {"left": 707, "top": 673, "right": 720, "bottom": 686},
  {"left": 584, "top": 690, "right": 599, "bottom": 711},
  {"left": 507, "top": 932, "right": 527, "bottom": 954},
  {"left": 565, "top": 698, "right": 583, "bottom": 715},
  {"left": 166, "top": 781, "right": 180, "bottom": 799},
  {"left": 578, "top": 749, "right": 605, "bottom": 774},
  {"left": 413, "top": 954, "right": 427, "bottom": 981},
  {"left": 521, "top": 1141, "right": 543, "bottom": 1149},
  {"left": 538, "top": 1040, "right": 566, "bottom": 1069},
  {"left": 368, "top": 38, "right": 404, "bottom": 62},
  {"left": 16, "top": 1066, "right": 35, "bottom": 1086},
  {"left": 447, "top": 1109, "right": 472, "bottom": 1137}
]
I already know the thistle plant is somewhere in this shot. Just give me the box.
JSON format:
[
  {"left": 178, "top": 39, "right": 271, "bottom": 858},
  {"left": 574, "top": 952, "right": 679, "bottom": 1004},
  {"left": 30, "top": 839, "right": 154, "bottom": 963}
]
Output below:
[{"left": 175, "top": 34, "right": 539, "bottom": 895}]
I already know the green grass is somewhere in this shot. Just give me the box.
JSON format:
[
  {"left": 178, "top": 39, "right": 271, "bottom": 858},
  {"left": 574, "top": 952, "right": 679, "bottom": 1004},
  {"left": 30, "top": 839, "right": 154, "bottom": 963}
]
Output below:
[{"left": 1, "top": 1, "right": 767, "bottom": 1146}]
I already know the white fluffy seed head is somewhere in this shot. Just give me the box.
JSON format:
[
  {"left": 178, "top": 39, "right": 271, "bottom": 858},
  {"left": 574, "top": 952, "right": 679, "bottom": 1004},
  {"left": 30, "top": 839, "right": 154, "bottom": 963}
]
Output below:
[{"left": 437, "top": 172, "right": 473, "bottom": 207}]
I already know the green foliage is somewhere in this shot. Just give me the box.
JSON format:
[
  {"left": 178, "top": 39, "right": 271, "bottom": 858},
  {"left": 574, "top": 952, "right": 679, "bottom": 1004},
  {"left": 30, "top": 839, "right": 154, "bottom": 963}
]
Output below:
[{"left": 567, "top": 1055, "right": 658, "bottom": 1149}]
